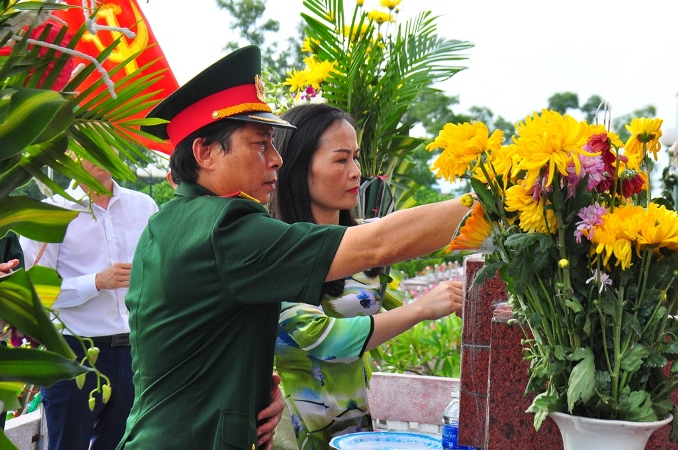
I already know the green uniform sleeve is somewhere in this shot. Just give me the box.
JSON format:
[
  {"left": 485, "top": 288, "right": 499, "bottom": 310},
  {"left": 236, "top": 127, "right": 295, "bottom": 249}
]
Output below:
[{"left": 214, "top": 200, "right": 346, "bottom": 306}]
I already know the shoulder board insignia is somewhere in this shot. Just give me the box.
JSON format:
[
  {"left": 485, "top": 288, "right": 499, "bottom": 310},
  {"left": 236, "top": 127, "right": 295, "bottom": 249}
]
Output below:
[{"left": 222, "top": 191, "right": 260, "bottom": 203}]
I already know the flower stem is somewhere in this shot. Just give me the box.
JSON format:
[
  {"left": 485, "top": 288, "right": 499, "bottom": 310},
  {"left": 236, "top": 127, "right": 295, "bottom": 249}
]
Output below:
[{"left": 611, "top": 284, "right": 625, "bottom": 400}]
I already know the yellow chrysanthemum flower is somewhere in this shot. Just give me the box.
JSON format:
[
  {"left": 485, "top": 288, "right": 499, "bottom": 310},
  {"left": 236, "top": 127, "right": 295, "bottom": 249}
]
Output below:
[
  {"left": 472, "top": 143, "right": 517, "bottom": 189},
  {"left": 357, "top": 0, "right": 365, "bottom": 5},
  {"left": 284, "top": 68, "right": 309, "bottom": 94},
  {"left": 343, "top": 24, "right": 370, "bottom": 42},
  {"left": 301, "top": 37, "right": 320, "bottom": 54},
  {"left": 589, "top": 204, "right": 645, "bottom": 269},
  {"left": 428, "top": 121, "right": 504, "bottom": 182},
  {"left": 504, "top": 183, "right": 557, "bottom": 234},
  {"left": 448, "top": 202, "right": 492, "bottom": 251},
  {"left": 637, "top": 203, "right": 678, "bottom": 252},
  {"left": 514, "top": 109, "right": 589, "bottom": 188},
  {"left": 380, "top": 0, "right": 402, "bottom": 10},
  {"left": 367, "top": 10, "right": 393, "bottom": 24},
  {"left": 624, "top": 117, "right": 663, "bottom": 160},
  {"left": 303, "top": 57, "right": 335, "bottom": 89}
]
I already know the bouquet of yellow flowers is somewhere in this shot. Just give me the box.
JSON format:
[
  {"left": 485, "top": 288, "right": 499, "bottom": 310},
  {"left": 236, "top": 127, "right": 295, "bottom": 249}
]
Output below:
[{"left": 428, "top": 109, "right": 678, "bottom": 432}]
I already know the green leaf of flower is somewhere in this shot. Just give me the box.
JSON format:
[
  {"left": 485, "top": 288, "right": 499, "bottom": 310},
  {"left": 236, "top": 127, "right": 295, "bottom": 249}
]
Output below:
[
  {"left": 567, "top": 347, "right": 595, "bottom": 412},
  {"left": 526, "top": 389, "right": 562, "bottom": 431},
  {"left": 663, "top": 339, "right": 678, "bottom": 356},
  {"left": 620, "top": 344, "right": 651, "bottom": 372},
  {"left": 620, "top": 390, "right": 655, "bottom": 422},
  {"left": 645, "top": 352, "right": 667, "bottom": 369}
]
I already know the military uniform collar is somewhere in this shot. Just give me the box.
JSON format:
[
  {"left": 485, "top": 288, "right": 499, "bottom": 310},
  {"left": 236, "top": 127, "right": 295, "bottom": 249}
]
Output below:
[
  {"left": 175, "top": 182, "right": 215, "bottom": 198},
  {"left": 174, "top": 183, "right": 260, "bottom": 203}
]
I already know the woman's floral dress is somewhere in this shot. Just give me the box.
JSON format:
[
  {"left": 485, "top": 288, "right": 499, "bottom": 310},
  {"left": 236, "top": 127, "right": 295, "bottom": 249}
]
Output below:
[{"left": 275, "top": 271, "right": 382, "bottom": 449}]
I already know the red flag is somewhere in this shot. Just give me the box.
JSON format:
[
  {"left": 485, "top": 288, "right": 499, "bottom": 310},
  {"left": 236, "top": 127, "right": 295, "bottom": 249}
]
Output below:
[{"left": 57, "top": 0, "right": 178, "bottom": 154}]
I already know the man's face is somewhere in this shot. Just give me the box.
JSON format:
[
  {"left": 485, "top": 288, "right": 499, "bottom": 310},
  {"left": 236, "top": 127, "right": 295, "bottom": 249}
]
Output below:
[
  {"left": 81, "top": 158, "right": 113, "bottom": 185},
  {"left": 209, "top": 122, "right": 282, "bottom": 204}
]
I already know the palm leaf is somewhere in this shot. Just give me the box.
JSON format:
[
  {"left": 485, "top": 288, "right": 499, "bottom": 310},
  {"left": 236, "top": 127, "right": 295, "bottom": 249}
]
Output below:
[
  {"left": 0, "top": 346, "right": 91, "bottom": 386},
  {"left": 27, "top": 264, "right": 61, "bottom": 309},
  {"left": 0, "top": 87, "right": 69, "bottom": 161},
  {"left": 301, "top": 2, "right": 472, "bottom": 179},
  {"left": 0, "top": 269, "right": 75, "bottom": 359},
  {"left": 0, "top": 195, "right": 77, "bottom": 243}
]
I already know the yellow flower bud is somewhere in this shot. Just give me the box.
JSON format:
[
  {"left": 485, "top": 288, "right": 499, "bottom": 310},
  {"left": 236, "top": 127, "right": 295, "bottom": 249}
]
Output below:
[
  {"left": 75, "top": 373, "right": 86, "bottom": 390},
  {"left": 558, "top": 259, "right": 569, "bottom": 269},
  {"left": 88, "top": 397, "right": 96, "bottom": 411},
  {"left": 102, "top": 385, "right": 112, "bottom": 404},
  {"left": 460, "top": 193, "right": 474, "bottom": 208},
  {"left": 87, "top": 347, "right": 100, "bottom": 365}
]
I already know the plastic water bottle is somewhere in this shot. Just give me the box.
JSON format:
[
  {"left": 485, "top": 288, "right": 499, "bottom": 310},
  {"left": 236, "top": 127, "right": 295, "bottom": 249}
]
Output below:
[{"left": 442, "top": 384, "right": 475, "bottom": 449}]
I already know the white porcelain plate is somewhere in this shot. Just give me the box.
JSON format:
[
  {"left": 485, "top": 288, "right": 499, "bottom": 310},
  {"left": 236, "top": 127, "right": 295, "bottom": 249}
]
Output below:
[{"left": 329, "top": 431, "right": 442, "bottom": 449}]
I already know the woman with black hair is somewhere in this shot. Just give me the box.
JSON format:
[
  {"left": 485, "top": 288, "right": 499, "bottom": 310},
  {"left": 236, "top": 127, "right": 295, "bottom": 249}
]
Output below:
[{"left": 269, "top": 103, "right": 464, "bottom": 449}]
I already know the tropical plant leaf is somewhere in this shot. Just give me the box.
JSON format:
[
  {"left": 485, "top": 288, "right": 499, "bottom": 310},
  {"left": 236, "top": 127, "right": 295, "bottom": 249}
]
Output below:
[
  {"left": 27, "top": 264, "right": 61, "bottom": 309},
  {"left": 0, "top": 346, "right": 90, "bottom": 386},
  {"left": 0, "top": 381, "right": 23, "bottom": 412},
  {"left": 301, "top": 0, "right": 472, "bottom": 182},
  {"left": 0, "top": 269, "right": 74, "bottom": 359},
  {"left": 0, "top": 87, "right": 68, "bottom": 160},
  {"left": 0, "top": 196, "right": 77, "bottom": 243}
]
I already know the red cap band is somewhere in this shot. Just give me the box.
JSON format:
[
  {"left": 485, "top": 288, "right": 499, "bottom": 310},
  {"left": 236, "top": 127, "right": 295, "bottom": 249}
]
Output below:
[{"left": 166, "top": 84, "right": 272, "bottom": 146}]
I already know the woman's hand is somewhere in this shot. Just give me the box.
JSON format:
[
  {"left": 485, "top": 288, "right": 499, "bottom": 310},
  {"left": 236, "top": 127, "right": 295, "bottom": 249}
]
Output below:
[
  {"left": 367, "top": 280, "right": 464, "bottom": 351},
  {"left": 415, "top": 280, "right": 464, "bottom": 320}
]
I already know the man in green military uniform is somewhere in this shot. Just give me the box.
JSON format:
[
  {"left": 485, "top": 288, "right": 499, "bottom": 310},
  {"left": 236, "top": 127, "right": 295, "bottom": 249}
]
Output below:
[{"left": 119, "top": 46, "right": 471, "bottom": 449}]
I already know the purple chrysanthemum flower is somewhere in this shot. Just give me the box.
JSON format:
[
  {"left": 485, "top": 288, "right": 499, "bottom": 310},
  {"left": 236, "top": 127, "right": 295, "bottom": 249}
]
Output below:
[
  {"left": 565, "top": 151, "right": 607, "bottom": 198},
  {"left": 586, "top": 269, "right": 612, "bottom": 293},
  {"left": 530, "top": 172, "right": 552, "bottom": 201},
  {"left": 574, "top": 203, "right": 607, "bottom": 243}
]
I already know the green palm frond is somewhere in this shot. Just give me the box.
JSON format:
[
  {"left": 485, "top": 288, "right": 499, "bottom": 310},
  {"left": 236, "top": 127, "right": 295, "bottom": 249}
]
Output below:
[
  {"left": 0, "top": 14, "right": 168, "bottom": 200},
  {"left": 302, "top": 0, "right": 473, "bottom": 178}
]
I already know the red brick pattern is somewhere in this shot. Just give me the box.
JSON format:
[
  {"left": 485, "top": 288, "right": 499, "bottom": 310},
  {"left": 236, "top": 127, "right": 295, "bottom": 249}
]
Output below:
[{"left": 486, "top": 310, "right": 561, "bottom": 449}]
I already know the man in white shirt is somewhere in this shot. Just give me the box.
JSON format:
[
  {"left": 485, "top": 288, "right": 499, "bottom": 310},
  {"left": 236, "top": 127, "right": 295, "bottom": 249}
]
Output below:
[{"left": 20, "top": 157, "right": 158, "bottom": 450}]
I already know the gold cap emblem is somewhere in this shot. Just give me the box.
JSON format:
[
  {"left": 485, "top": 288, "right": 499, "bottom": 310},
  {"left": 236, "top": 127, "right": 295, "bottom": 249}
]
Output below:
[{"left": 254, "top": 74, "right": 266, "bottom": 103}]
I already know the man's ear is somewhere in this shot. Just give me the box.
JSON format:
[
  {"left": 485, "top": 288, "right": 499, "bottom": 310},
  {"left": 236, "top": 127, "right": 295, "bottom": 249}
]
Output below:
[{"left": 192, "top": 138, "right": 214, "bottom": 170}]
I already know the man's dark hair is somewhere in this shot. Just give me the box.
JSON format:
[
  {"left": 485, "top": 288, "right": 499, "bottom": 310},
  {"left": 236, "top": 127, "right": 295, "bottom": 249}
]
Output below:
[{"left": 169, "top": 120, "right": 247, "bottom": 184}]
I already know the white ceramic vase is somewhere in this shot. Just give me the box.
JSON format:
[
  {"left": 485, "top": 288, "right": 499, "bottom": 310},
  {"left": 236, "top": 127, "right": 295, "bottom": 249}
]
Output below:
[{"left": 549, "top": 411, "right": 673, "bottom": 450}]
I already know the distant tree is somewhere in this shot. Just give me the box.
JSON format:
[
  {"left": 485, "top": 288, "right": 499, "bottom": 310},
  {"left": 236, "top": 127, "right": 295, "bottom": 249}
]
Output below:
[
  {"left": 467, "top": 106, "right": 494, "bottom": 125},
  {"left": 402, "top": 89, "right": 470, "bottom": 137},
  {"left": 493, "top": 116, "right": 516, "bottom": 141},
  {"left": 403, "top": 90, "right": 515, "bottom": 143},
  {"left": 580, "top": 94, "right": 604, "bottom": 123},
  {"left": 215, "top": 0, "right": 304, "bottom": 79},
  {"left": 407, "top": 147, "right": 438, "bottom": 188},
  {"left": 548, "top": 92, "right": 579, "bottom": 115}
]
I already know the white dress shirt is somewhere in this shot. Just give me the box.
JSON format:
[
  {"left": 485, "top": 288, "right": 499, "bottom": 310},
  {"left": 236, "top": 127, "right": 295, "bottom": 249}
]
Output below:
[{"left": 20, "top": 182, "right": 158, "bottom": 337}]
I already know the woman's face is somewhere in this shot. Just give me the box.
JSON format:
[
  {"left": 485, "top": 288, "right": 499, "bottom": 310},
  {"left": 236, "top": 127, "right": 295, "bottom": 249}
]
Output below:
[{"left": 308, "top": 119, "right": 361, "bottom": 225}]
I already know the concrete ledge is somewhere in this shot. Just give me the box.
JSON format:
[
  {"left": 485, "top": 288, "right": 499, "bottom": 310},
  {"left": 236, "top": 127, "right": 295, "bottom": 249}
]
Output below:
[
  {"left": 368, "top": 372, "right": 458, "bottom": 431},
  {"left": 5, "top": 410, "right": 44, "bottom": 450}
]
